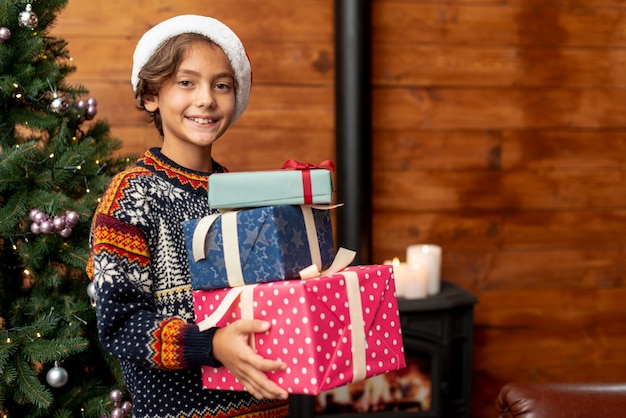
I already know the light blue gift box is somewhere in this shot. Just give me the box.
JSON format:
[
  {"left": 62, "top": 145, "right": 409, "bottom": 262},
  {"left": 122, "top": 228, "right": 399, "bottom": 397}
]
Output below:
[
  {"left": 183, "top": 205, "right": 335, "bottom": 290},
  {"left": 207, "top": 168, "right": 333, "bottom": 209}
]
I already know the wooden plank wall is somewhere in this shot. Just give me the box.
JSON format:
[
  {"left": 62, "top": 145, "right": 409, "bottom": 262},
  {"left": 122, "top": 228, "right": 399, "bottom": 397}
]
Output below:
[{"left": 52, "top": 1, "right": 626, "bottom": 417}]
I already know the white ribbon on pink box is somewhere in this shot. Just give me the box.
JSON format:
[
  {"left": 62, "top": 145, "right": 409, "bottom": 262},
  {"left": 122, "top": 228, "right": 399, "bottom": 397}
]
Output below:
[{"left": 193, "top": 256, "right": 406, "bottom": 395}]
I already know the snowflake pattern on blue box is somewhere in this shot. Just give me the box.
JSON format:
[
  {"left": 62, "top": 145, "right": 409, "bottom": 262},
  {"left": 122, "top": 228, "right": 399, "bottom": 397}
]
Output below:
[{"left": 183, "top": 205, "right": 334, "bottom": 290}]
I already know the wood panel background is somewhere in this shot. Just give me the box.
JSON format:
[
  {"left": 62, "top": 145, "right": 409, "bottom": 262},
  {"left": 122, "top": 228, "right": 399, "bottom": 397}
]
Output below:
[{"left": 51, "top": 0, "right": 626, "bottom": 417}]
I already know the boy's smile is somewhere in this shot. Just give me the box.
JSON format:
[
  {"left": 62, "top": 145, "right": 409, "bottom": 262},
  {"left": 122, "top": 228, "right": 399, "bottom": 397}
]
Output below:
[{"left": 144, "top": 41, "right": 236, "bottom": 172}]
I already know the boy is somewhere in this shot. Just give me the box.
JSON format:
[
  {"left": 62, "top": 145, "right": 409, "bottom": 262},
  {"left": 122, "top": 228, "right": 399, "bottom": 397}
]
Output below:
[{"left": 88, "top": 15, "right": 289, "bottom": 418}]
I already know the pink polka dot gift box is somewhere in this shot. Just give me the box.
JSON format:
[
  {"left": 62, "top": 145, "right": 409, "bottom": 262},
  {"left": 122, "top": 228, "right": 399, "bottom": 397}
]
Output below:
[{"left": 192, "top": 264, "right": 406, "bottom": 395}]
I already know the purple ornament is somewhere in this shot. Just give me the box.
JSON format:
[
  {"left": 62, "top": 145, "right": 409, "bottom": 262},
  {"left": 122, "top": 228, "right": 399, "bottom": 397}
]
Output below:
[
  {"left": 39, "top": 220, "right": 55, "bottom": 234},
  {"left": 76, "top": 99, "right": 87, "bottom": 109},
  {"left": 30, "top": 222, "right": 41, "bottom": 234},
  {"left": 87, "top": 97, "right": 98, "bottom": 106},
  {"left": 65, "top": 210, "right": 79, "bottom": 226},
  {"left": 29, "top": 209, "right": 42, "bottom": 221},
  {"left": 85, "top": 105, "right": 97, "bottom": 120},
  {"left": 109, "top": 389, "right": 123, "bottom": 403},
  {"left": 121, "top": 400, "right": 133, "bottom": 413},
  {"left": 53, "top": 215, "right": 66, "bottom": 231},
  {"left": 111, "top": 408, "right": 125, "bottom": 418},
  {"left": 0, "top": 27, "right": 11, "bottom": 43},
  {"left": 33, "top": 210, "right": 47, "bottom": 223},
  {"left": 59, "top": 227, "right": 72, "bottom": 238}
]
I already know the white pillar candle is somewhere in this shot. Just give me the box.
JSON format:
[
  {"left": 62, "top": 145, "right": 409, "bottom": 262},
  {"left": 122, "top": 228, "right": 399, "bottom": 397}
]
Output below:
[
  {"left": 406, "top": 244, "right": 442, "bottom": 295},
  {"left": 391, "top": 257, "right": 408, "bottom": 298},
  {"left": 403, "top": 263, "right": 428, "bottom": 299}
]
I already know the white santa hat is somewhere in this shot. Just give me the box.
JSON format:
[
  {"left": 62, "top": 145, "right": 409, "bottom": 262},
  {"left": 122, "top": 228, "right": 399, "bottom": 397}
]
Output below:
[{"left": 131, "top": 14, "right": 252, "bottom": 124}]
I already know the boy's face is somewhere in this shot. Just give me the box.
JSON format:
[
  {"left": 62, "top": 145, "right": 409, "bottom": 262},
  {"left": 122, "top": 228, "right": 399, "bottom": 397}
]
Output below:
[{"left": 144, "top": 41, "right": 236, "bottom": 170}]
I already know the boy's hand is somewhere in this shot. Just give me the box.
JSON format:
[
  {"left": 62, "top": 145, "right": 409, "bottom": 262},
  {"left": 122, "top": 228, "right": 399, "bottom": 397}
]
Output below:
[{"left": 212, "top": 319, "right": 289, "bottom": 401}]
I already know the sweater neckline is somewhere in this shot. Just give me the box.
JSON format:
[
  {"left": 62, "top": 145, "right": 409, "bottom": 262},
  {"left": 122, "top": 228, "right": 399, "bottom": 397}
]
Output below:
[{"left": 136, "top": 147, "right": 225, "bottom": 193}]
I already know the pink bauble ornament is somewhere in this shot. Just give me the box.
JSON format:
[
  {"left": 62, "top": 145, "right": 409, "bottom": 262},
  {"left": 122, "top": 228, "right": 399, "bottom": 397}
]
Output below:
[
  {"left": 121, "top": 400, "right": 133, "bottom": 414},
  {"left": 30, "top": 222, "right": 41, "bottom": 234},
  {"left": 0, "top": 27, "right": 11, "bottom": 43},
  {"left": 59, "top": 227, "right": 72, "bottom": 238},
  {"left": 65, "top": 210, "right": 79, "bottom": 226},
  {"left": 39, "top": 220, "right": 55, "bottom": 234},
  {"left": 109, "top": 389, "right": 123, "bottom": 403},
  {"left": 52, "top": 215, "right": 66, "bottom": 231},
  {"left": 33, "top": 210, "right": 47, "bottom": 223},
  {"left": 85, "top": 105, "right": 97, "bottom": 120},
  {"left": 111, "top": 408, "right": 125, "bottom": 418},
  {"left": 29, "top": 208, "right": 42, "bottom": 221}
]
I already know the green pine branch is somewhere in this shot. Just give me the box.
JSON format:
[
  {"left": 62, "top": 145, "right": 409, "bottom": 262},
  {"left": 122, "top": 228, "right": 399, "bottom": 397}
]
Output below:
[{"left": 0, "top": 0, "right": 133, "bottom": 416}]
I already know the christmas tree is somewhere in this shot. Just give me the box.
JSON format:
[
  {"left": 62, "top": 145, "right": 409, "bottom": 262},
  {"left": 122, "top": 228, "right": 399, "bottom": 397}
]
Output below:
[{"left": 0, "top": 0, "right": 134, "bottom": 416}]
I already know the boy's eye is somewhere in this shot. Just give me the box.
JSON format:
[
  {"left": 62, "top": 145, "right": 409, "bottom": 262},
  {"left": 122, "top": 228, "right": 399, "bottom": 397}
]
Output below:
[
  {"left": 215, "top": 82, "right": 231, "bottom": 90},
  {"left": 179, "top": 80, "right": 193, "bottom": 87}
]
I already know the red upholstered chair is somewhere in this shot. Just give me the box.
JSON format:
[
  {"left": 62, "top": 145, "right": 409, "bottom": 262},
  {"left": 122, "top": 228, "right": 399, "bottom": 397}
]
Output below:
[{"left": 495, "top": 382, "right": 626, "bottom": 417}]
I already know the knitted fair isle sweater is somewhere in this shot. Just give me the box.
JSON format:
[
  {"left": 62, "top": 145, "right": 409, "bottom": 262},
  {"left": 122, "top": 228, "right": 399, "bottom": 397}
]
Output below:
[{"left": 87, "top": 148, "right": 289, "bottom": 418}]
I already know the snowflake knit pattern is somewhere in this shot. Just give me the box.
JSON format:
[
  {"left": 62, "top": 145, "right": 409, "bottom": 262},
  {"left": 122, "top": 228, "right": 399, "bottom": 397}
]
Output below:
[{"left": 87, "top": 148, "right": 289, "bottom": 418}]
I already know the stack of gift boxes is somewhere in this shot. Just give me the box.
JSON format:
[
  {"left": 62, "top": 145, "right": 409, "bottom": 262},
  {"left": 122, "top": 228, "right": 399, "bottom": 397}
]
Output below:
[{"left": 183, "top": 161, "right": 406, "bottom": 395}]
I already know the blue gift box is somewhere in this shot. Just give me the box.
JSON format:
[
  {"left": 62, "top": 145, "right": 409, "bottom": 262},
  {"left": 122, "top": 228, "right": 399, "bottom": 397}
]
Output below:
[{"left": 183, "top": 205, "right": 335, "bottom": 290}]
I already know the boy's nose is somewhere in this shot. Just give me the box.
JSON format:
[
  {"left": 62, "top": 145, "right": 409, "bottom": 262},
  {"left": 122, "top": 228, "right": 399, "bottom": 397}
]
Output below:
[{"left": 196, "top": 88, "right": 216, "bottom": 108}]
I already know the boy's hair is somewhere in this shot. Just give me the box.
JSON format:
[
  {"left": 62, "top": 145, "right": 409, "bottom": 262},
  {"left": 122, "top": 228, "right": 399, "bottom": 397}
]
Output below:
[
  {"left": 136, "top": 34, "right": 225, "bottom": 136},
  {"left": 131, "top": 14, "right": 251, "bottom": 133}
]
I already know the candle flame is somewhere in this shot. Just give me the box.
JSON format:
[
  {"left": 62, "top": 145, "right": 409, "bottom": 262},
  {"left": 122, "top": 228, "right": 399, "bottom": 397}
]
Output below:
[
  {"left": 422, "top": 245, "right": 429, "bottom": 254},
  {"left": 392, "top": 257, "right": 400, "bottom": 266}
]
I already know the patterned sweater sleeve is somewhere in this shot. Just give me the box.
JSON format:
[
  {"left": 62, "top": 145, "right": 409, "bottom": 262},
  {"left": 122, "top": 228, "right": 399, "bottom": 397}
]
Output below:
[{"left": 87, "top": 169, "right": 221, "bottom": 370}]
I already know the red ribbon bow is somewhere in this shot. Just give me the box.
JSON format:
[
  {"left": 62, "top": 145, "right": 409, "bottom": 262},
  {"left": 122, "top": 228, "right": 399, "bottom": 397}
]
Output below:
[
  {"left": 281, "top": 160, "right": 335, "bottom": 172},
  {"left": 281, "top": 160, "right": 335, "bottom": 204}
]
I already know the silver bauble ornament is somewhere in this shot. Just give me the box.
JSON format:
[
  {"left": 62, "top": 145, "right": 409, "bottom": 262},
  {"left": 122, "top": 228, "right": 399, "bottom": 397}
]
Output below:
[
  {"left": 87, "top": 282, "right": 96, "bottom": 300},
  {"left": 18, "top": 4, "right": 38, "bottom": 29},
  {"left": 50, "top": 94, "right": 71, "bottom": 113},
  {"left": 46, "top": 364, "right": 68, "bottom": 388},
  {"left": 0, "top": 27, "right": 11, "bottom": 43}
]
